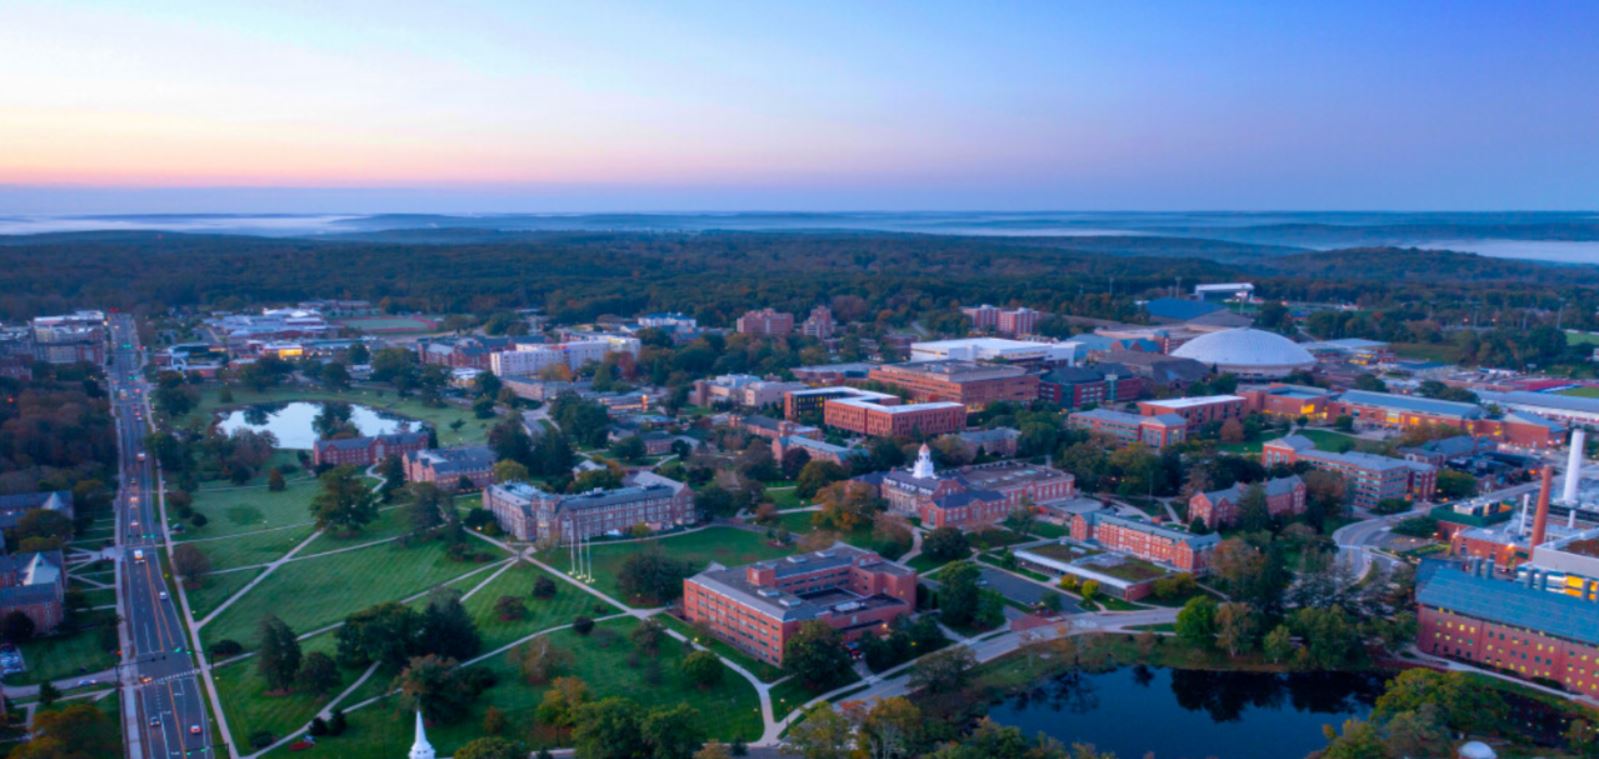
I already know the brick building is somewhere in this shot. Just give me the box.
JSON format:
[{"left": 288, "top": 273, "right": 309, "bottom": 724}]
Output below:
[
  {"left": 0, "top": 552, "right": 66, "bottom": 634},
  {"left": 1067, "top": 408, "right": 1186, "bottom": 449},
  {"left": 736, "top": 309, "right": 795, "bottom": 337},
  {"left": 1070, "top": 510, "right": 1218, "bottom": 574},
  {"left": 312, "top": 431, "right": 430, "bottom": 468},
  {"left": 858, "top": 445, "right": 1074, "bottom": 529},
  {"left": 1037, "top": 364, "right": 1146, "bottom": 409},
  {"left": 404, "top": 446, "right": 496, "bottom": 491},
  {"left": 1137, "top": 394, "right": 1247, "bottom": 433},
  {"left": 482, "top": 471, "right": 693, "bottom": 542},
  {"left": 867, "top": 360, "right": 1038, "bottom": 409},
  {"left": 1416, "top": 561, "right": 1599, "bottom": 698},
  {"left": 824, "top": 395, "right": 966, "bottom": 438},
  {"left": 800, "top": 306, "right": 835, "bottom": 340},
  {"left": 417, "top": 335, "right": 525, "bottom": 371},
  {"left": 1188, "top": 475, "right": 1307, "bottom": 529},
  {"left": 960, "top": 305, "right": 1039, "bottom": 337},
  {"left": 771, "top": 435, "right": 867, "bottom": 468},
  {"left": 1262, "top": 435, "right": 1437, "bottom": 508},
  {"left": 1238, "top": 384, "right": 1337, "bottom": 421},
  {"left": 1333, "top": 390, "right": 1563, "bottom": 448},
  {"left": 683, "top": 545, "right": 917, "bottom": 665}
]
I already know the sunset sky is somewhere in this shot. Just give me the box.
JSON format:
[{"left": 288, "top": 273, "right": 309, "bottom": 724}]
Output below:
[{"left": 3, "top": 1, "right": 1597, "bottom": 212}]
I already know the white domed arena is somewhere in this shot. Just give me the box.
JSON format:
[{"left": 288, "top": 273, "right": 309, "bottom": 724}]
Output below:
[{"left": 1171, "top": 328, "right": 1316, "bottom": 379}]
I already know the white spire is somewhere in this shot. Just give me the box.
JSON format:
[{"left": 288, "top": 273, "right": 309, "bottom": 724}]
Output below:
[
  {"left": 912, "top": 443, "right": 936, "bottom": 479},
  {"left": 408, "top": 711, "right": 435, "bottom": 759}
]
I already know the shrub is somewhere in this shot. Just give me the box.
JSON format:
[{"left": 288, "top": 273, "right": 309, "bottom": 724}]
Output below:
[{"left": 572, "top": 616, "right": 595, "bottom": 635}]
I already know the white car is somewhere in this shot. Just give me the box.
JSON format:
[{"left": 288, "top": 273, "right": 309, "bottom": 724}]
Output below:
[{"left": 158, "top": 591, "right": 169, "bottom": 601}]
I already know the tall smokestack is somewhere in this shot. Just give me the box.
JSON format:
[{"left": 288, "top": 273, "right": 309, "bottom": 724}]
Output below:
[
  {"left": 1564, "top": 429, "right": 1587, "bottom": 504},
  {"left": 1531, "top": 465, "right": 1554, "bottom": 548}
]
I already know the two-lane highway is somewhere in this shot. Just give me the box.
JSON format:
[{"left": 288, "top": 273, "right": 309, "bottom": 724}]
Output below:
[{"left": 108, "top": 314, "right": 215, "bottom": 758}]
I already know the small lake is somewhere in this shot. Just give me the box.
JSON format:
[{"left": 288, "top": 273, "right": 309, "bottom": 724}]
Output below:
[
  {"left": 216, "top": 402, "right": 412, "bottom": 449},
  {"left": 985, "top": 666, "right": 1384, "bottom": 759}
]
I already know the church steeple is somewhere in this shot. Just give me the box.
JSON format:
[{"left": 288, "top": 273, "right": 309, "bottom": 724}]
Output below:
[
  {"left": 912, "top": 443, "right": 936, "bottom": 479},
  {"left": 408, "top": 710, "right": 435, "bottom": 759}
]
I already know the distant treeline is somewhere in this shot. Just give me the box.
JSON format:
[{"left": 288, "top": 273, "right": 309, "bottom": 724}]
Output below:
[{"left": 2, "top": 232, "right": 1596, "bottom": 335}]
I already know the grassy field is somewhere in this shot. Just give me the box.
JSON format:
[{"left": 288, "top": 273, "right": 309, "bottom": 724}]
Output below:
[
  {"left": 186, "top": 567, "right": 265, "bottom": 621},
  {"left": 655, "top": 613, "right": 784, "bottom": 683},
  {"left": 1565, "top": 331, "right": 1599, "bottom": 347},
  {"left": 767, "top": 669, "right": 860, "bottom": 722},
  {"left": 1390, "top": 341, "right": 1465, "bottom": 365},
  {"left": 456, "top": 563, "right": 603, "bottom": 651},
  {"left": 766, "top": 487, "right": 806, "bottom": 510},
  {"left": 1559, "top": 386, "right": 1599, "bottom": 398},
  {"left": 537, "top": 527, "right": 794, "bottom": 607},
  {"left": 212, "top": 631, "right": 348, "bottom": 749},
  {"left": 2, "top": 613, "right": 119, "bottom": 685},
  {"left": 298, "top": 503, "right": 416, "bottom": 556},
  {"left": 175, "top": 385, "right": 491, "bottom": 447},
  {"left": 1298, "top": 428, "right": 1389, "bottom": 455},
  {"left": 185, "top": 475, "right": 321, "bottom": 540},
  {"left": 274, "top": 618, "right": 764, "bottom": 758},
  {"left": 202, "top": 538, "right": 507, "bottom": 650}
]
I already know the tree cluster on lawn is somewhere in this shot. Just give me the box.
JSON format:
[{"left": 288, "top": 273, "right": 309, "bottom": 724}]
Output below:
[
  {"left": 334, "top": 590, "right": 483, "bottom": 670},
  {"left": 936, "top": 562, "right": 1005, "bottom": 631},
  {"left": 616, "top": 548, "right": 697, "bottom": 605},
  {"left": 861, "top": 615, "right": 949, "bottom": 672},
  {"left": 309, "top": 464, "right": 379, "bottom": 534}
]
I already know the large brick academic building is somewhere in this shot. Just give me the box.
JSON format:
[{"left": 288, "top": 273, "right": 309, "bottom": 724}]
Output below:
[{"left": 682, "top": 546, "right": 917, "bottom": 665}]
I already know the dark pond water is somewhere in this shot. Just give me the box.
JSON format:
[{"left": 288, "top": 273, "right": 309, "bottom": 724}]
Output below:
[{"left": 985, "top": 666, "right": 1385, "bottom": 759}]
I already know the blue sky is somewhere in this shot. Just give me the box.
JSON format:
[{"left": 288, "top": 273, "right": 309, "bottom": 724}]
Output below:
[{"left": 1, "top": 1, "right": 1596, "bottom": 212}]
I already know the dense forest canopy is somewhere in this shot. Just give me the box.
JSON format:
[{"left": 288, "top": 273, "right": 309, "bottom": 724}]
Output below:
[{"left": 2, "top": 231, "right": 1596, "bottom": 333}]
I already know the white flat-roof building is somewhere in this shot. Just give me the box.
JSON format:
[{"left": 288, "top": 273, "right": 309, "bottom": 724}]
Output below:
[{"left": 910, "top": 337, "right": 1075, "bottom": 364}]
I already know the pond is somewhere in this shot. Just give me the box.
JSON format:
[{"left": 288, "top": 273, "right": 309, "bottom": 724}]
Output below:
[
  {"left": 985, "top": 666, "right": 1385, "bottom": 759},
  {"left": 216, "top": 401, "right": 414, "bottom": 449}
]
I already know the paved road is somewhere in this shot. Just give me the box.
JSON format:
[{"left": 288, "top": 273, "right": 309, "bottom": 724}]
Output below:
[{"left": 109, "top": 314, "right": 216, "bottom": 758}]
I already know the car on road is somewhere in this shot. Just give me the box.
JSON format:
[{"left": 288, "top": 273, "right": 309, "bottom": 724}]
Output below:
[
  {"left": 149, "top": 716, "right": 161, "bottom": 727},
  {"left": 158, "top": 591, "right": 169, "bottom": 601},
  {"left": 189, "top": 724, "right": 202, "bottom": 736},
  {"left": 76, "top": 678, "right": 97, "bottom": 686},
  {"left": 133, "top": 549, "right": 146, "bottom": 562}
]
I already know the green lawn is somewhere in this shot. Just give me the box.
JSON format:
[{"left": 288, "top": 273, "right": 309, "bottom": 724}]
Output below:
[
  {"left": 766, "top": 487, "right": 806, "bottom": 510},
  {"left": 1390, "top": 341, "right": 1465, "bottom": 365},
  {"left": 276, "top": 618, "right": 764, "bottom": 758},
  {"left": 1028, "top": 521, "right": 1068, "bottom": 540},
  {"left": 186, "top": 567, "right": 265, "bottom": 621},
  {"left": 1559, "top": 386, "right": 1599, "bottom": 398},
  {"left": 656, "top": 613, "right": 784, "bottom": 683},
  {"left": 175, "top": 385, "right": 492, "bottom": 447},
  {"left": 537, "top": 527, "right": 794, "bottom": 607},
  {"left": 2, "top": 614, "right": 119, "bottom": 685},
  {"left": 180, "top": 526, "right": 319, "bottom": 573},
  {"left": 457, "top": 563, "right": 605, "bottom": 651},
  {"left": 769, "top": 669, "right": 861, "bottom": 721},
  {"left": 212, "top": 631, "right": 349, "bottom": 749},
  {"left": 1565, "top": 332, "right": 1599, "bottom": 347},
  {"left": 202, "top": 538, "right": 508, "bottom": 651},
  {"left": 298, "top": 504, "right": 414, "bottom": 556},
  {"left": 184, "top": 475, "right": 321, "bottom": 541}
]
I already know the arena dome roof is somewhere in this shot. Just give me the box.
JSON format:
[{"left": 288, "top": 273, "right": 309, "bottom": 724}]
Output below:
[{"left": 1170, "top": 328, "right": 1316, "bottom": 379}]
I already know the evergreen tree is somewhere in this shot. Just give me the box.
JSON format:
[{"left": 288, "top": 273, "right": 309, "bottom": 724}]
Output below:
[{"left": 256, "top": 615, "right": 302, "bottom": 692}]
